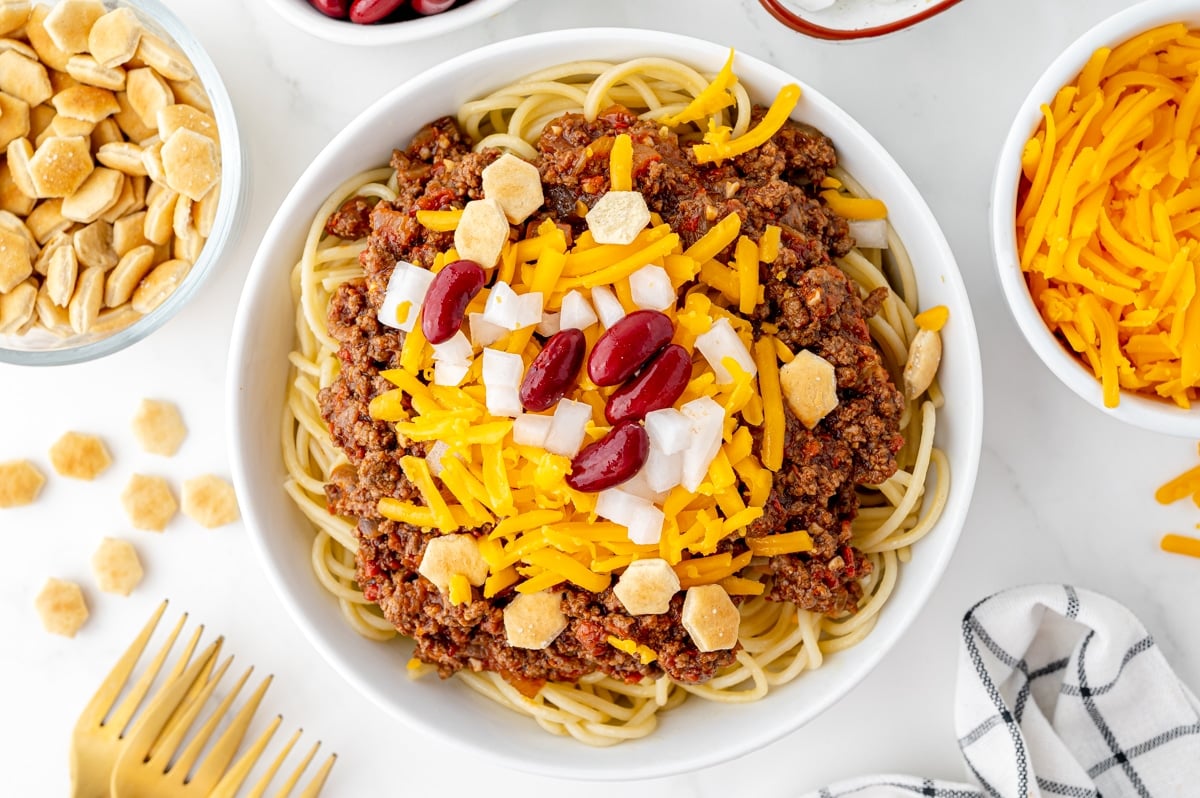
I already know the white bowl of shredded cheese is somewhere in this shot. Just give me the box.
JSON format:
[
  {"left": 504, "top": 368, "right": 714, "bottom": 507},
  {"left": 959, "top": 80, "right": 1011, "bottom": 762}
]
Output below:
[
  {"left": 228, "top": 28, "right": 983, "bottom": 779},
  {"left": 992, "top": 0, "right": 1200, "bottom": 437}
]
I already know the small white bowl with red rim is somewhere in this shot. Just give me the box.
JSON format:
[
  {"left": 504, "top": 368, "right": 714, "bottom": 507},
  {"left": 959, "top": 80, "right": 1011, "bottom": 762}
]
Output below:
[
  {"left": 261, "top": 0, "right": 520, "bottom": 45},
  {"left": 990, "top": 0, "right": 1200, "bottom": 438}
]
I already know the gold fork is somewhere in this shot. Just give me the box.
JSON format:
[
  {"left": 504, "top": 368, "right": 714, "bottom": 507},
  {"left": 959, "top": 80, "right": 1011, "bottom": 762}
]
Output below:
[
  {"left": 71, "top": 601, "right": 222, "bottom": 797},
  {"left": 108, "top": 623, "right": 335, "bottom": 796},
  {"left": 71, "top": 600, "right": 335, "bottom": 796}
]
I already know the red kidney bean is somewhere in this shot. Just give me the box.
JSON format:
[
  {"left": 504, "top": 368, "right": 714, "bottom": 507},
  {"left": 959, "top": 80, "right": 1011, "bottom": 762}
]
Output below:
[
  {"left": 422, "top": 259, "right": 485, "bottom": 345},
  {"left": 411, "top": 0, "right": 456, "bottom": 12},
  {"left": 349, "top": 0, "right": 406, "bottom": 23},
  {"left": 605, "top": 344, "right": 691, "bottom": 424},
  {"left": 587, "top": 309, "right": 673, "bottom": 387},
  {"left": 520, "top": 329, "right": 586, "bottom": 412},
  {"left": 308, "top": 0, "right": 349, "bottom": 17},
  {"left": 565, "top": 420, "right": 649, "bottom": 492}
]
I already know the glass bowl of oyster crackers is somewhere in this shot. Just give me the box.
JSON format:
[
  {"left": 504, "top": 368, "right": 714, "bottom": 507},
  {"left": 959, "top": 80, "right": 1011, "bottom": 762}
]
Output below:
[{"left": 0, "top": 0, "right": 244, "bottom": 365}]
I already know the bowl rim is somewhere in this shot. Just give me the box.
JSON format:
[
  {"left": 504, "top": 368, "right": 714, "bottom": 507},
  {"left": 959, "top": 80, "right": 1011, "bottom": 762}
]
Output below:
[
  {"left": 228, "top": 26, "right": 983, "bottom": 779},
  {"left": 0, "top": 0, "right": 246, "bottom": 367},
  {"left": 756, "top": 0, "right": 964, "bottom": 41},
  {"left": 990, "top": 0, "right": 1200, "bottom": 437},
  {"left": 260, "top": 0, "right": 522, "bottom": 46}
]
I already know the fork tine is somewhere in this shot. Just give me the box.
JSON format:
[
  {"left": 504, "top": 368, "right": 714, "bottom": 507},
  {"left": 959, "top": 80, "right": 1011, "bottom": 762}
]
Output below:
[
  {"left": 170, "top": 664, "right": 253, "bottom": 780},
  {"left": 74, "top": 600, "right": 168, "bottom": 731},
  {"left": 107, "top": 610, "right": 190, "bottom": 737},
  {"left": 114, "top": 636, "right": 222, "bottom": 774},
  {"left": 145, "top": 653, "right": 235, "bottom": 773},
  {"left": 296, "top": 753, "right": 336, "bottom": 798},
  {"left": 272, "top": 740, "right": 319, "bottom": 797},
  {"left": 187, "top": 673, "right": 274, "bottom": 794},
  {"left": 146, "top": 629, "right": 218, "bottom": 760},
  {"left": 208, "top": 715, "right": 283, "bottom": 798},
  {"left": 246, "top": 728, "right": 302, "bottom": 798}
]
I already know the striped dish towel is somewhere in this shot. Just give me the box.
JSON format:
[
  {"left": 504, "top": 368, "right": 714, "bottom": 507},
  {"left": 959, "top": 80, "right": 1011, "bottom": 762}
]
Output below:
[{"left": 806, "top": 585, "right": 1200, "bottom": 798}]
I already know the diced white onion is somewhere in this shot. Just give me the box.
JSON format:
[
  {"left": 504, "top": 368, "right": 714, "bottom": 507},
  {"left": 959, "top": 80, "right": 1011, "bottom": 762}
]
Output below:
[
  {"left": 595, "top": 487, "right": 644, "bottom": 526},
  {"left": 514, "top": 291, "right": 545, "bottom": 329},
  {"left": 643, "top": 446, "right": 682, "bottom": 494},
  {"left": 644, "top": 408, "right": 691, "bottom": 455},
  {"left": 679, "top": 396, "right": 725, "bottom": 492},
  {"left": 544, "top": 399, "right": 592, "bottom": 456},
  {"left": 848, "top": 219, "right": 889, "bottom": 249},
  {"left": 629, "top": 265, "right": 675, "bottom": 311},
  {"left": 590, "top": 285, "right": 625, "bottom": 329},
  {"left": 377, "top": 261, "right": 434, "bottom": 333},
  {"left": 485, "top": 385, "right": 522, "bottom": 418},
  {"left": 596, "top": 488, "right": 665, "bottom": 544},
  {"left": 482, "top": 348, "right": 525, "bottom": 417},
  {"left": 512, "top": 413, "right": 552, "bottom": 447},
  {"left": 626, "top": 504, "right": 665, "bottom": 545},
  {"left": 434, "top": 359, "right": 471, "bottom": 387},
  {"left": 431, "top": 330, "right": 472, "bottom": 365},
  {"left": 482, "top": 281, "right": 522, "bottom": 330},
  {"left": 621, "top": 466, "right": 670, "bottom": 503},
  {"left": 536, "top": 312, "right": 561, "bottom": 337},
  {"left": 426, "top": 440, "right": 450, "bottom": 477},
  {"left": 468, "top": 313, "right": 506, "bottom": 347},
  {"left": 560, "top": 290, "right": 599, "bottom": 331},
  {"left": 694, "top": 318, "right": 757, "bottom": 384}
]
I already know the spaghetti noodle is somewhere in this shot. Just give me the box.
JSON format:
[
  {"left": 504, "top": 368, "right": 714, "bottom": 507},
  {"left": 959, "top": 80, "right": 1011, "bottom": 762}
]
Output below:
[{"left": 282, "top": 56, "right": 949, "bottom": 744}]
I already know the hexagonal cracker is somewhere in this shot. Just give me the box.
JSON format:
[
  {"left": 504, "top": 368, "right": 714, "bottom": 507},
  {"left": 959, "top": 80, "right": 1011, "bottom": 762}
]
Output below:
[
  {"left": 87, "top": 7, "right": 142, "bottom": 69},
  {"left": 29, "top": 135, "right": 94, "bottom": 198},
  {"left": 34, "top": 577, "right": 89, "bottom": 637},
  {"left": 160, "top": 127, "right": 218, "bottom": 203},
  {"left": 130, "top": 398, "right": 187, "bottom": 456},
  {"left": 91, "top": 537, "right": 144, "bottom": 596},
  {"left": 48, "top": 430, "right": 111, "bottom": 480},
  {"left": 0, "top": 91, "right": 30, "bottom": 150},
  {"left": 613, "top": 558, "right": 680, "bottom": 616},
  {"left": 0, "top": 49, "right": 52, "bottom": 106},
  {"left": 586, "top": 190, "right": 650, "bottom": 245},
  {"left": 779, "top": 349, "right": 839, "bottom": 430},
  {"left": 417, "top": 533, "right": 488, "bottom": 594},
  {"left": 681, "top": 584, "right": 739, "bottom": 652},
  {"left": 43, "top": 0, "right": 106, "bottom": 54},
  {"left": 453, "top": 198, "right": 509, "bottom": 269},
  {"left": 481, "top": 153, "right": 543, "bottom": 225},
  {"left": 0, "top": 225, "right": 32, "bottom": 292},
  {"left": 0, "top": 458, "right": 45, "bottom": 507},
  {"left": 180, "top": 474, "right": 239, "bottom": 529},
  {"left": 503, "top": 590, "right": 566, "bottom": 650},
  {"left": 120, "top": 473, "right": 177, "bottom": 532}
]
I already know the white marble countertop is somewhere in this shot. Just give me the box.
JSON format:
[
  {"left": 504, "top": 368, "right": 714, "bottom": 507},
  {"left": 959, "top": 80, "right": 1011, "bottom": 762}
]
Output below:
[{"left": 2, "top": 0, "right": 1198, "bottom": 793}]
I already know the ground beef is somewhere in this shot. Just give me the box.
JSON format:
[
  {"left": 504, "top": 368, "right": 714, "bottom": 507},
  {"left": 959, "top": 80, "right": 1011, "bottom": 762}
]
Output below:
[
  {"left": 324, "top": 196, "right": 375, "bottom": 240},
  {"left": 317, "top": 107, "right": 904, "bottom": 688}
]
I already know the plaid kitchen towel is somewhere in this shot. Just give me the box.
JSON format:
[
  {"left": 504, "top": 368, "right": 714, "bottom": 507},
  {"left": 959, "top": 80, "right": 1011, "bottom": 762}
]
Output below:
[{"left": 806, "top": 585, "right": 1200, "bottom": 798}]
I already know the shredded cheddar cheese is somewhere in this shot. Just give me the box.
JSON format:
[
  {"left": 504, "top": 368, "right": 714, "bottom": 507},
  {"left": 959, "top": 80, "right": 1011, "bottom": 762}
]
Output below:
[
  {"left": 1161, "top": 533, "right": 1200, "bottom": 558},
  {"left": 659, "top": 49, "right": 737, "bottom": 128},
  {"left": 1018, "top": 25, "right": 1200, "bottom": 409},
  {"left": 693, "top": 84, "right": 803, "bottom": 165},
  {"left": 606, "top": 635, "right": 659, "bottom": 664},
  {"left": 914, "top": 305, "right": 950, "bottom": 332}
]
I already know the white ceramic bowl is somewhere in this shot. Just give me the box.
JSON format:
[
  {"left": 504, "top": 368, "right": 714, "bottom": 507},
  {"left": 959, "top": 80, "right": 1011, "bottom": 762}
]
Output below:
[
  {"left": 991, "top": 0, "right": 1200, "bottom": 437},
  {"left": 228, "top": 28, "right": 983, "bottom": 780},
  {"left": 262, "top": 0, "right": 520, "bottom": 45}
]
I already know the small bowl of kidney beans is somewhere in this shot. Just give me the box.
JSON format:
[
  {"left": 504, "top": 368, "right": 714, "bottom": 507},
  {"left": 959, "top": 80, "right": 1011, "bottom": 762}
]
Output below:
[{"left": 265, "top": 0, "right": 520, "bottom": 44}]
